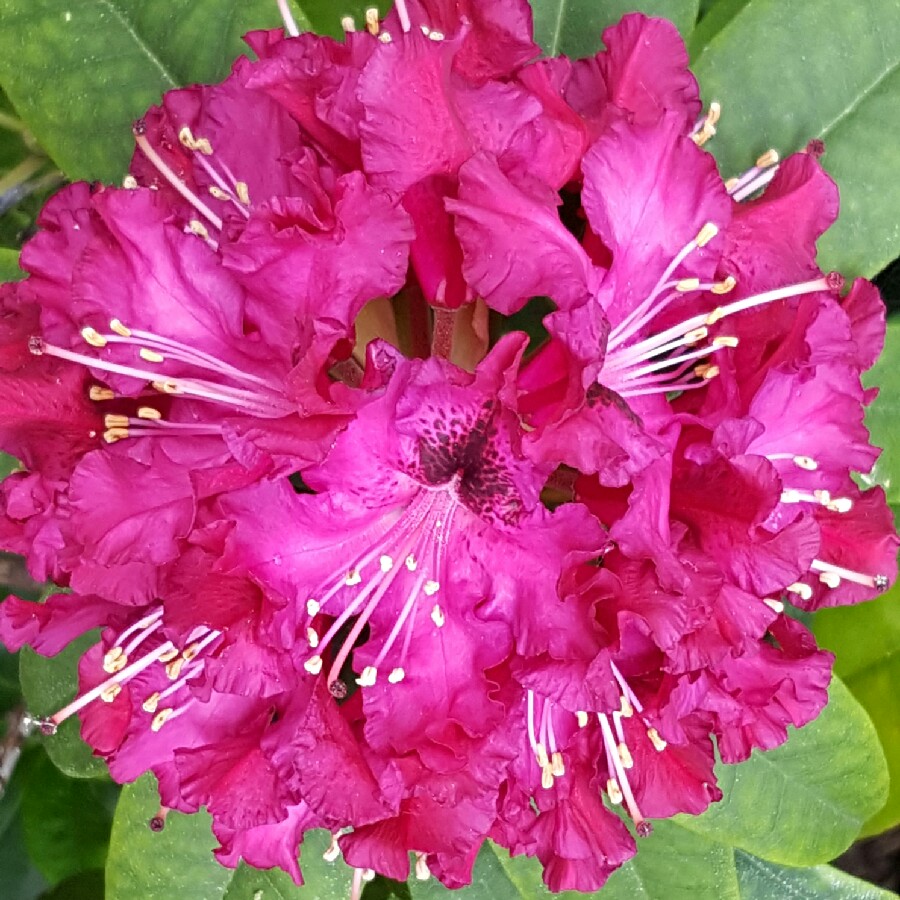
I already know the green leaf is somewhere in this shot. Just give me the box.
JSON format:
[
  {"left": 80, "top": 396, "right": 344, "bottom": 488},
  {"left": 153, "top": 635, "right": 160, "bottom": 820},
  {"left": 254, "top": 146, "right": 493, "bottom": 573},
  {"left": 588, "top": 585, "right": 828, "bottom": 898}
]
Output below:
[
  {"left": 106, "top": 773, "right": 233, "bottom": 900},
  {"left": 531, "top": 0, "right": 700, "bottom": 58},
  {"left": 687, "top": 0, "right": 749, "bottom": 57},
  {"left": 861, "top": 319, "right": 900, "bottom": 504},
  {"left": 692, "top": 0, "right": 900, "bottom": 279},
  {"left": 0, "top": 0, "right": 291, "bottom": 182},
  {"left": 0, "top": 747, "right": 51, "bottom": 900},
  {"left": 674, "top": 676, "right": 887, "bottom": 865},
  {"left": 0, "top": 247, "right": 23, "bottom": 281},
  {"left": 733, "top": 851, "right": 898, "bottom": 900},
  {"left": 19, "top": 630, "right": 109, "bottom": 778},
  {"left": 38, "top": 869, "right": 106, "bottom": 900},
  {"left": 223, "top": 831, "right": 355, "bottom": 899},
  {"left": 19, "top": 747, "right": 118, "bottom": 885},
  {"left": 814, "top": 544, "right": 900, "bottom": 835}
]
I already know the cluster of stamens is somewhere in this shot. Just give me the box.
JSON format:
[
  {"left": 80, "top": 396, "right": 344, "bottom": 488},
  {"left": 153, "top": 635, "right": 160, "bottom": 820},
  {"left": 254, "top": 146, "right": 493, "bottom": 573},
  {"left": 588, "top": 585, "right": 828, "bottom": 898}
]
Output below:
[
  {"left": 301, "top": 487, "right": 458, "bottom": 691},
  {"left": 37, "top": 608, "right": 221, "bottom": 736},
  {"left": 527, "top": 662, "right": 666, "bottom": 837},
  {"left": 29, "top": 317, "right": 293, "bottom": 439}
]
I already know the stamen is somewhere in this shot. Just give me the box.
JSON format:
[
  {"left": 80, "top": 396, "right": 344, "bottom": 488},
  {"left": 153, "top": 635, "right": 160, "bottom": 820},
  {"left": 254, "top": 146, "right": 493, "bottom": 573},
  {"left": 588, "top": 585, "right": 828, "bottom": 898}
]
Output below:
[
  {"left": 276, "top": 0, "right": 301, "bottom": 36},
  {"left": 81, "top": 327, "right": 107, "bottom": 348},
  {"left": 415, "top": 853, "right": 431, "bottom": 881},
  {"left": 646, "top": 727, "right": 667, "bottom": 752},
  {"left": 341, "top": 15, "right": 356, "bottom": 32},
  {"left": 811, "top": 559, "right": 887, "bottom": 591},
  {"left": 691, "top": 101, "right": 721, "bottom": 146},
  {"left": 365, "top": 8, "right": 379, "bottom": 35},
  {"left": 763, "top": 598, "right": 785, "bottom": 614},
  {"left": 430, "top": 604, "right": 445, "bottom": 627},
  {"left": 89, "top": 385, "right": 115, "bottom": 401},
  {"left": 787, "top": 582, "right": 813, "bottom": 601},
  {"left": 133, "top": 129, "right": 223, "bottom": 230},
  {"left": 394, "top": 0, "right": 411, "bottom": 32},
  {"left": 323, "top": 835, "right": 341, "bottom": 862}
]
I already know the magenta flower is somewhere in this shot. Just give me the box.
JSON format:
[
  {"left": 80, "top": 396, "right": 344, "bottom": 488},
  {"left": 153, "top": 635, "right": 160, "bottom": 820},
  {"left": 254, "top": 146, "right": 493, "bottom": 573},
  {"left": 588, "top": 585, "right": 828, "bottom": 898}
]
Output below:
[{"left": 0, "top": 1, "right": 896, "bottom": 894}]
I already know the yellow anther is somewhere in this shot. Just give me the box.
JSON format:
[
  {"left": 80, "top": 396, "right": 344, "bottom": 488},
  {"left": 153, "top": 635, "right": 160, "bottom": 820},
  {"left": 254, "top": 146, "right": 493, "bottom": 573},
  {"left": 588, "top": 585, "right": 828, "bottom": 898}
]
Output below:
[
  {"left": 158, "top": 647, "right": 179, "bottom": 663},
  {"left": 344, "top": 569, "right": 362, "bottom": 586},
  {"left": 419, "top": 23, "right": 430, "bottom": 35},
  {"left": 618, "top": 742, "right": 634, "bottom": 769},
  {"left": 165, "top": 657, "right": 186, "bottom": 680},
  {"left": 535, "top": 743, "right": 549, "bottom": 768},
  {"left": 724, "top": 177, "right": 739, "bottom": 191},
  {"left": 234, "top": 182, "right": 250, "bottom": 205},
  {"left": 695, "top": 364, "right": 720, "bottom": 380},
  {"left": 676, "top": 277, "right": 701, "bottom": 292},
  {"left": 306, "top": 599, "right": 320, "bottom": 616},
  {"left": 142, "top": 692, "right": 160, "bottom": 713},
  {"left": 695, "top": 223, "right": 719, "bottom": 247},
  {"left": 423, "top": 580, "right": 440, "bottom": 596},
  {"left": 707, "top": 101, "right": 721, "bottom": 127},
  {"left": 607, "top": 778, "right": 624, "bottom": 804},
  {"left": 195, "top": 137, "right": 213, "bottom": 156},
  {"left": 101, "top": 684, "right": 122, "bottom": 704},
  {"left": 764, "top": 598, "right": 785, "bottom": 614},
  {"left": 827, "top": 497, "right": 853, "bottom": 513},
  {"left": 576, "top": 711, "right": 589, "bottom": 728},
  {"left": 81, "top": 326, "right": 107, "bottom": 348},
  {"left": 306, "top": 627, "right": 319, "bottom": 648},
  {"left": 705, "top": 307, "right": 724, "bottom": 325},
  {"left": 189, "top": 220, "right": 209, "bottom": 239},
  {"left": 819, "top": 571, "right": 842, "bottom": 588},
  {"left": 378, "top": 31, "right": 393, "bottom": 43},
  {"left": 151, "top": 708, "right": 174, "bottom": 732},
  {"left": 152, "top": 379, "right": 181, "bottom": 394},
  {"left": 104, "top": 414, "right": 130, "bottom": 429},
  {"left": 182, "top": 642, "right": 201, "bottom": 662},
  {"left": 711, "top": 275, "right": 737, "bottom": 294},
  {"left": 341, "top": 15, "right": 356, "bottom": 32},
  {"left": 379, "top": 555, "right": 394, "bottom": 572},
  {"left": 178, "top": 126, "right": 197, "bottom": 149},
  {"left": 388, "top": 667, "right": 405, "bottom": 683},
  {"left": 430, "top": 604, "right": 445, "bottom": 627},
  {"left": 428, "top": 30, "right": 444, "bottom": 40},
  {"left": 140, "top": 348, "right": 165, "bottom": 363},
  {"left": 208, "top": 185, "right": 231, "bottom": 201},
  {"left": 89, "top": 385, "right": 115, "bottom": 401},
  {"left": 137, "top": 406, "right": 162, "bottom": 420},
  {"left": 122, "top": 174, "right": 139, "bottom": 189},
  {"left": 787, "top": 582, "right": 813, "bottom": 600},
  {"left": 756, "top": 149, "right": 780, "bottom": 168},
  {"left": 551, "top": 751, "right": 565, "bottom": 777},
  {"left": 540, "top": 764, "right": 555, "bottom": 790},
  {"left": 793, "top": 455, "right": 818, "bottom": 471},
  {"left": 647, "top": 727, "right": 667, "bottom": 752},
  {"left": 109, "top": 318, "right": 131, "bottom": 337},
  {"left": 102, "top": 646, "right": 124, "bottom": 672},
  {"left": 620, "top": 695, "right": 634, "bottom": 718},
  {"left": 364, "top": 8, "right": 380, "bottom": 35},
  {"left": 684, "top": 327, "right": 708, "bottom": 344},
  {"left": 103, "top": 427, "right": 130, "bottom": 444},
  {"left": 712, "top": 336, "right": 739, "bottom": 349},
  {"left": 304, "top": 655, "right": 323, "bottom": 675},
  {"left": 356, "top": 666, "right": 378, "bottom": 687}
]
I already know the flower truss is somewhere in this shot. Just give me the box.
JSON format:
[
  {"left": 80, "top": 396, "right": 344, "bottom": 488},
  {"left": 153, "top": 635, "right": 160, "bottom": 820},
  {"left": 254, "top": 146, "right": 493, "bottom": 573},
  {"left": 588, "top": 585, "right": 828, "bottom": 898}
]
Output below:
[{"left": 0, "top": 0, "right": 896, "bottom": 894}]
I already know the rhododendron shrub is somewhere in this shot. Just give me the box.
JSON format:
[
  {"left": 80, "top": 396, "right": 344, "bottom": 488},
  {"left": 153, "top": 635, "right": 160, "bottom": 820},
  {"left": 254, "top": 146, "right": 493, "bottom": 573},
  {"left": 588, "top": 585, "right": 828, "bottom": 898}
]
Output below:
[{"left": 0, "top": 0, "right": 896, "bottom": 895}]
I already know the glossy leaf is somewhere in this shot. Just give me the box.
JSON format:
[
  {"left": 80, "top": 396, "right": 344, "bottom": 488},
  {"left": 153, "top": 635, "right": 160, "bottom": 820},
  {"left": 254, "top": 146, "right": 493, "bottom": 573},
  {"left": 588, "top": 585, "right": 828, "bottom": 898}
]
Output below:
[
  {"left": 0, "top": 0, "right": 293, "bottom": 182},
  {"left": 814, "top": 530, "right": 900, "bottom": 836},
  {"left": 687, "top": 0, "right": 750, "bottom": 56},
  {"left": 19, "top": 747, "right": 118, "bottom": 885},
  {"left": 692, "top": 0, "right": 900, "bottom": 278},
  {"left": 0, "top": 247, "right": 23, "bottom": 281},
  {"left": 19, "top": 630, "right": 108, "bottom": 778},
  {"left": 733, "top": 851, "right": 898, "bottom": 900},
  {"left": 861, "top": 320, "right": 900, "bottom": 504},
  {"left": 531, "top": 0, "right": 700, "bottom": 58},
  {"left": 106, "top": 774, "right": 233, "bottom": 900},
  {"left": 674, "top": 676, "right": 887, "bottom": 864}
]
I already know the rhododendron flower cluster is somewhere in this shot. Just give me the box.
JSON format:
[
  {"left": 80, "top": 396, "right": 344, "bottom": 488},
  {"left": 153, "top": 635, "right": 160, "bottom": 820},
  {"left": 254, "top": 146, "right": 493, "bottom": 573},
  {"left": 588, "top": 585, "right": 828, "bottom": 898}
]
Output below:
[{"left": 0, "top": 0, "right": 896, "bottom": 894}]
